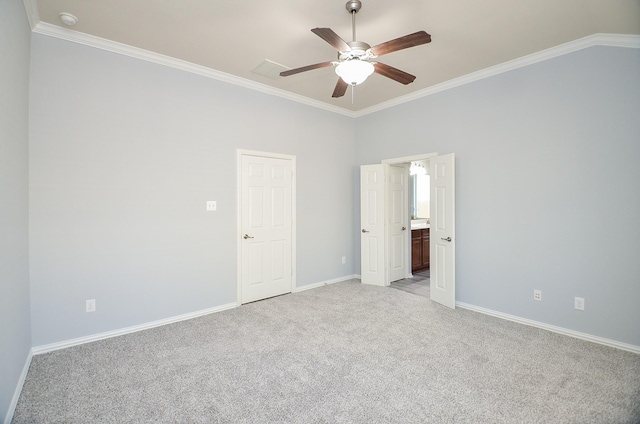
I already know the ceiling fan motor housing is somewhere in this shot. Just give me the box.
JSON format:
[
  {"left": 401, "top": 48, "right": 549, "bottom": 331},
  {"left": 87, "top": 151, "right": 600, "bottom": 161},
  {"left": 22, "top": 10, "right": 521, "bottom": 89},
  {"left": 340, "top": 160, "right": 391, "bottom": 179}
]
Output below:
[{"left": 339, "top": 41, "right": 374, "bottom": 61}]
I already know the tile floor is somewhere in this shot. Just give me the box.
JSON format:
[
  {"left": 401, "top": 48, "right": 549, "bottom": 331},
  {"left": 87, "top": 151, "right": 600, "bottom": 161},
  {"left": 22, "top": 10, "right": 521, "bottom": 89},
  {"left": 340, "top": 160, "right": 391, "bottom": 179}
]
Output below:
[{"left": 390, "top": 268, "right": 430, "bottom": 298}]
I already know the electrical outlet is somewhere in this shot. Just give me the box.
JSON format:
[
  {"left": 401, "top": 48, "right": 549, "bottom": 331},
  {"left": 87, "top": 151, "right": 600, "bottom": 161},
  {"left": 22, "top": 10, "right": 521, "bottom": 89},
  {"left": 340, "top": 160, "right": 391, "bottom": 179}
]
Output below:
[
  {"left": 342, "top": 256, "right": 346, "bottom": 264},
  {"left": 534, "top": 290, "right": 542, "bottom": 301},
  {"left": 574, "top": 297, "right": 585, "bottom": 311},
  {"left": 86, "top": 299, "right": 96, "bottom": 312},
  {"left": 206, "top": 201, "right": 217, "bottom": 211}
]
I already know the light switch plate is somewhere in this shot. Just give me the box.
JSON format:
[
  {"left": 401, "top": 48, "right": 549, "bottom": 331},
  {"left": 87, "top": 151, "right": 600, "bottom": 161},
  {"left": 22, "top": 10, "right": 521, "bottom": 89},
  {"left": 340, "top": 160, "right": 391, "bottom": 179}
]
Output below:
[{"left": 86, "top": 299, "right": 96, "bottom": 312}]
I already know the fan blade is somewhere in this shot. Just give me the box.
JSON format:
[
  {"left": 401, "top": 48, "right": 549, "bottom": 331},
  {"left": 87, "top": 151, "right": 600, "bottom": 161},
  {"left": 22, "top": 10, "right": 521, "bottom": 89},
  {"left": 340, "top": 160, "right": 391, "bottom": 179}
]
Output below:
[
  {"left": 280, "top": 61, "right": 335, "bottom": 77},
  {"left": 312, "top": 28, "right": 351, "bottom": 52},
  {"left": 370, "top": 31, "right": 431, "bottom": 57},
  {"left": 374, "top": 62, "right": 416, "bottom": 85},
  {"left": 332, "top": 78, "right": 349, "bottom": 98}
]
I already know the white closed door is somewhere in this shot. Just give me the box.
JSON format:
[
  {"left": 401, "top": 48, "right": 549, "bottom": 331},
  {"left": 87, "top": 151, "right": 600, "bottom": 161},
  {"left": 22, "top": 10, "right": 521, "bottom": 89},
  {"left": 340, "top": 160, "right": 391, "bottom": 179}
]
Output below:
[
  {"left": 387, "top": 164, "right": 408, "bottom": 283},
  {"left": 240, "top": 154, "right": 293, "bottom": 304},
  {"left": 429, "top": 153, "right": 456, "bottom": 309},
  {"left": 360, "top": 164, "right": 386, "bottom": 286}
]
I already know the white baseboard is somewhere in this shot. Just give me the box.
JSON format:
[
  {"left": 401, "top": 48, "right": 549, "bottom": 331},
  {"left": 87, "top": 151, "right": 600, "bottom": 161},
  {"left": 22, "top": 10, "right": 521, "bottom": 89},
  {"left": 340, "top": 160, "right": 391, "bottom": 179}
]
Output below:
[
  {"left": 294, "top": 275, "right": 359, "bottom": 292},
  {"left": 29, "top": 284, "right": 639, "bottom": 357},
  {"left": 4, "top": 348, "right": 33, "bottom": 424},
  {"left": 456, "top": 301, "right": 640, "bottom": 354},
  {"left": 32, "top": 275, "right": 361, "bottom": 355},
  {"left": 11, "top": 283, "right": 637, "bottom": 422},
  {"left": 32, "top": 302, "right": 237, "bottom": 355}
]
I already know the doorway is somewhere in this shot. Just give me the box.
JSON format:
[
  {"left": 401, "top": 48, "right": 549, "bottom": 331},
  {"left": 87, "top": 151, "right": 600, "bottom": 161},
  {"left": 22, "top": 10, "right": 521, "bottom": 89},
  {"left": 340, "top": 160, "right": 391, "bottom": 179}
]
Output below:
[
  {"left": 237, "top": 150, "right": 296, "bottom": 305},
  {"left": 395, "top": 160, "right": 432, "bottom": 297},
  {"left": 409, "top": 161, "right": 431, "bottom": 277},
  {"left": 382, "top": 153, "right": 438, "bottom": 282},
  {"left": 361, "top": 152, "right": 456, "bottom": 309}
]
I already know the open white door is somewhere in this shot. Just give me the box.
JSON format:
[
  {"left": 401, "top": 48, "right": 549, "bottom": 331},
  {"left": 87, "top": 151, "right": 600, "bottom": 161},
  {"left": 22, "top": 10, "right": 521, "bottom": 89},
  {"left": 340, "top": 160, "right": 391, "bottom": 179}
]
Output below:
[
  {"left": 429, "top": 153, "right": 455, "bottom": 308},
  {"left": 360, "top": 164, "right": 386, "bottom": 286},
  {"left": 387, "top": 164, "right": 408, "bottom": 283}
]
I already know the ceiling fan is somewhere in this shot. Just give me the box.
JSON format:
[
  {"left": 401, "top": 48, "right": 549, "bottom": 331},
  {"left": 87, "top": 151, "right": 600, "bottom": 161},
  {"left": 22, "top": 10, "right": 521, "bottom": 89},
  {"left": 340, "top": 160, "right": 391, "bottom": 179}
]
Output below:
[{"left": 280, "top": 0, "right": 432, "bottom": 98}]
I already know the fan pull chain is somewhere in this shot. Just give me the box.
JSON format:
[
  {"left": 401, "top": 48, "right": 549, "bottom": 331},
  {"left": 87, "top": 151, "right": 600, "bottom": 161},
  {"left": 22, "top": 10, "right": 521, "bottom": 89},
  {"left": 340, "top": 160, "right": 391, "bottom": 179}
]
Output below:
[{"left": 351, "top": 83, "right": 355, "bottom": 104}]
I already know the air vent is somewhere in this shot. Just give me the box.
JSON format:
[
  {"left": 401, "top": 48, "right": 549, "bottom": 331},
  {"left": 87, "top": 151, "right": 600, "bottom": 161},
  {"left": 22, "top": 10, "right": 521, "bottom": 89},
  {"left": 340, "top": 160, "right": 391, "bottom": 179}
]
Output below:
[{"left": 251, "top": 60, "right": 290, "bottom": 80}]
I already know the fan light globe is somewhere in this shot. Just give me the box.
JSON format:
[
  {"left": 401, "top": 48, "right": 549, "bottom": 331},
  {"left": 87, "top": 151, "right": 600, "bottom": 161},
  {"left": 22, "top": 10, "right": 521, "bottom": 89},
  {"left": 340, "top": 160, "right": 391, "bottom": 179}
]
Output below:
[{"left": 335, "top": 60, "right": 374, "bottom": 85}]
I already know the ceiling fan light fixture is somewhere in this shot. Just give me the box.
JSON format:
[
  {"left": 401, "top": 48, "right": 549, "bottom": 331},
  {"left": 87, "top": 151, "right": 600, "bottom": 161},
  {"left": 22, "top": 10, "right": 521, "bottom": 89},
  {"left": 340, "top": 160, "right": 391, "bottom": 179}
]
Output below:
[
  {"left": 410, "top": 161, "right": 427, "bottom": 176},
  {"left": 335, "top": 60, "right": 374, "bottom": 85}
]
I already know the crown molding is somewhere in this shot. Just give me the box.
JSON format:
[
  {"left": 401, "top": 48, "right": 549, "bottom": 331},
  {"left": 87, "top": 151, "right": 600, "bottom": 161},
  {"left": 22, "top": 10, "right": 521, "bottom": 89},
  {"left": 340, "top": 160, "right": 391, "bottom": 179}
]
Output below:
[
  {"left": 21, "top": 0, "right": 39, "bottom": 30},
  {"left": 24, "top": 4, "right": 639, "bottom": 120},
  {"left": 30, "top": 21, "right": 358, "bottom": 118},
  {"left": 354, "top": 33, "right": 640, "bottom": 117}
]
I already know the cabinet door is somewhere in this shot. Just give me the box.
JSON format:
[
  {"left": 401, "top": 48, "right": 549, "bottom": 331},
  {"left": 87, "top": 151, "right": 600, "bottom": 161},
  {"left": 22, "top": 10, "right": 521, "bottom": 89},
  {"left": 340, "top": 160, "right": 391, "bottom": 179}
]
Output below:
[
  {"left": 421, "top": 229, "right": 430, "bottom": 268},
  {"left": 411, "top": 236, "right": 422, "bottom": 270}
]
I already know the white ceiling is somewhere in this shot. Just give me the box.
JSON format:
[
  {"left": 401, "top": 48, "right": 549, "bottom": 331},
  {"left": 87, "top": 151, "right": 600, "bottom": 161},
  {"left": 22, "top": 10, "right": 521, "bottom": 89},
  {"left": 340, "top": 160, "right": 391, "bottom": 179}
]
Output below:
[{"left": 29, "top": 0, "right": 640, "bottom": 113}]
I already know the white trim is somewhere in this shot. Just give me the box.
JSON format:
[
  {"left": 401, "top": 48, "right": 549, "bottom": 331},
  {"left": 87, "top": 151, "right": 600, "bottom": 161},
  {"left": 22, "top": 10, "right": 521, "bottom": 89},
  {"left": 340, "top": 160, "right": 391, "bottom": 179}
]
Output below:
[
  {"left": 32, "top": 303, "right": 236, "bottom": 355},
  {"left": 236, "top": 149, "right": 296, "bottom": 161},
  {"left": 456, "top": 301, "right": 640, "bottom": 354},
  {"left": 236, "top": 152, "right": 243, "bottom": 308},
  {"left": 29, "top": 22, "right": 355, "bottom": 118},
  {"left": 22, "top": 9, "right": 639, "bottom": 118},
  {"left": 293, "top": 275, "right": 359, "bottom": 293},
  {"left": 29, "top": 273, "right": 350, "bottom": 357},
  {"left": 353, "top": 33, "right": 640, "bottom": 117},
  {"left": 21, "top": 0, "right": 39, "bottom": 30},
  {"left": 236, "top": 149, "right": 297, "bottom": 306},
  {"left": 382, "top": 153, "right": 438, "bottom": 166},
  {"left": 4, "top": 348, "right": 33, "bottom": 424}
]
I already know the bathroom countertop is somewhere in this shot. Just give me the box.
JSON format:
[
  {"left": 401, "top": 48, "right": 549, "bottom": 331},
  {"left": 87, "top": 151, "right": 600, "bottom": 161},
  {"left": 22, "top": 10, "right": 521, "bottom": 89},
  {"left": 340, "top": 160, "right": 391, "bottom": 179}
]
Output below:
[{"left": 411, "top": 219, "right": 430, "bottom": 230}]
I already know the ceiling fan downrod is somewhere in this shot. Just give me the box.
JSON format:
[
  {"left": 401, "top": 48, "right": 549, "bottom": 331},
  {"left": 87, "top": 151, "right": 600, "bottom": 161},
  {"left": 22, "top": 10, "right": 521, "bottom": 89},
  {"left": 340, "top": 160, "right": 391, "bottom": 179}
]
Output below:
[{"left": 346, "top": 0, "right": 361, "bottom": 42}]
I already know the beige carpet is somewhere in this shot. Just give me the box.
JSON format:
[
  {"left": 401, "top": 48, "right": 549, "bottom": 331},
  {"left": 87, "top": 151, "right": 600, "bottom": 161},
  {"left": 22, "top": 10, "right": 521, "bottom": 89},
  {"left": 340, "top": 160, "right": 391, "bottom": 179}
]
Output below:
[{"left": 13, "top": 280, "right": 640, "bottom": 423}]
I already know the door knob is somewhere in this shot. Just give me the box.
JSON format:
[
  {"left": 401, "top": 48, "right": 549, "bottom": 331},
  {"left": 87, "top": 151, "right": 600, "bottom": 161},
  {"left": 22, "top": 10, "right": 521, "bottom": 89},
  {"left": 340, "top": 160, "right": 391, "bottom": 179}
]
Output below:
[
  {"left": 243, "top": 234, "right": 254, "bottom": 239},
  {"left": 362, "top": 229, "right": 369, "bottom": 233},
  {"left": 401, "top": 226, "right": 406, "bottom": 231},
  {"left": 441, "top": 237, "right": 452, "bottom": 242}
]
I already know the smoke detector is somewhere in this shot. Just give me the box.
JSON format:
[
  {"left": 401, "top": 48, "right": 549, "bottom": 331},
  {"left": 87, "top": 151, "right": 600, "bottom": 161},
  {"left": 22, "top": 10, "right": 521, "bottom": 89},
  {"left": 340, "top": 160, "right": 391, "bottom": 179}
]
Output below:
[{"left": 59, "top": 12, "right": 78, "bottom": 26}]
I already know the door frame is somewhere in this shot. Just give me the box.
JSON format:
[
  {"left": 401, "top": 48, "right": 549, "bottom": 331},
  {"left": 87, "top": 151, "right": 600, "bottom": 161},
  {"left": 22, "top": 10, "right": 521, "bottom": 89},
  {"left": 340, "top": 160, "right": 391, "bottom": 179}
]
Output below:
[
  {"left": 382, "top": 153, "right": 438, "bottom": 282},
  {"left": 236, "top": 149, "right": 296, "bottom": 306}
]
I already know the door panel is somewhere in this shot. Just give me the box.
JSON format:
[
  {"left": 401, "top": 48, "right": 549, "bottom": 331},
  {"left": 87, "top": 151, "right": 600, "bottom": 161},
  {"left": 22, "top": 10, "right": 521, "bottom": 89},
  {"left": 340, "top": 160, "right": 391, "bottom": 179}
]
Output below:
[
  {"left": 429, "top": 153, "right": 455, "bottom": 308},
  {"left": 387, "top": 165, "right": 408, "bottom": 283},
  {"left": 421, "top": 231, "right": 430, "bottom": 268},
  {"left": 412, "top": 236, "right": 421, "bottom": 269},
  {"left": 360, "top": 164, "right": 385, "bottom": 286},
  {"left": 241, "top": 154, "right": 293, "bottom": 304},
  {"left": 386, "top": 166, "right": 409, "bottom": 283}
]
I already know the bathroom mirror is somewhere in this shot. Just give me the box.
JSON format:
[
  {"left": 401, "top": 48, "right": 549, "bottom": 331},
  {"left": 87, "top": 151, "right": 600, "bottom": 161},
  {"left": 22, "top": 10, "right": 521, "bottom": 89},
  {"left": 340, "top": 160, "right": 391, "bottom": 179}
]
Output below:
[{"left": 409, "top": 161, "right": 430, "bottom": 219}]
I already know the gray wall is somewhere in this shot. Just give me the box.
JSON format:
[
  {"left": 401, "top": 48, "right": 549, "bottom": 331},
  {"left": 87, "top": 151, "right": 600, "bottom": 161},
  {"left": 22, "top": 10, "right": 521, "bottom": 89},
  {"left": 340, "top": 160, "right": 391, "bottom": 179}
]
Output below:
[
  {"left": 29, "top": 34, "right": 356, "bottom": 346},
  {"left": 355, "top": 46, "right": 640, "bottom": 346},
  {"left": 9, "top": 22, "right": 640, "bottom": 417},
  {"left": 0, "top": 0, "right": 32, "bottom": 421}
]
